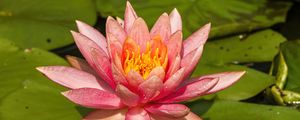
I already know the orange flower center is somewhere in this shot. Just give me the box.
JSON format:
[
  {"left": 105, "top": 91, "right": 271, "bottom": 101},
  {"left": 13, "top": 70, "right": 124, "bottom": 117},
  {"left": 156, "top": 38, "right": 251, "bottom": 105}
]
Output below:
[{"left": 122, "top": 36, "right": 168, "bottom": 79}]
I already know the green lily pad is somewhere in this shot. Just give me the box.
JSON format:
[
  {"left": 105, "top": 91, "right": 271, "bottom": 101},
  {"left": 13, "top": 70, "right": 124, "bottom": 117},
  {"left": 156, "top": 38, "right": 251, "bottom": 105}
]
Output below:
[
  {"left": 202, "top": 30, "right": 286, "bottom": 64},
  {"left": 95, "top": 0, "right": 291, "bottom": 38},
  {"left": 0, "top": 39, "right": 85, "bottom": 119},
  {"left": 281, "top": 40, "right": 300, "bottom": 92},
  {"left": 189, "top": 100, "right": 300, "bottom": 120},
  {"left": 0, "top": 0, "right": 97, "bottom": 50}
]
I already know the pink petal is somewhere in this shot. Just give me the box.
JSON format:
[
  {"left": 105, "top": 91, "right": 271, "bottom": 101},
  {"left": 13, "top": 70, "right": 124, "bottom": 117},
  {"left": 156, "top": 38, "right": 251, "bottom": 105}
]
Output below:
[
  {"left": 145, "top": 103, "right": 189, "bottom": 118},
  {"left": 129, "top": 18, "right": 150, "bottom": 52},
  {"left": 157, "top": 78, "right": 218, "bottom": 103},
  {"left": 166, "top": 55, "right": 181, "bottom": 79},
  {"left": 71, "top": 31, "right": 101, "bottom": 65},
  {"left": 36, "top": 66, "right": 104, "bottom": 90},
  {"left": 76, "top": 20, "right": 108, "bottom": 56},
  {"left": 115, "top": 84, "right": 140, "bottom": 107},
  {"left": 147, "top": 67, "right": 165, "bottom": 80},
  {"left": 62, "top": 88, "right": 124, "bottom": 109},
  {"left": 180, "top": 46, "right": 204, "bottom": 79},
  {"left": 71, "top": 31, "right": 114, "bottom": 88},
  {"left": 126, "top": 70, "right": 144, "bottom": 88},
  {"left": 124, "top": 1, "right": 138, "bottom": 33},
  {"left": 116, "top": 17, "right": 124, "bottom": 28},
  {"left": 111, "top": 52, "right": 124, "bottom": 75},
  {"left": 166, "top": 31, "right": 182, "bottom": 67},
  {"left": 126, "top": 107, "right": 151, "bottom": 120},
  {"left": 65, "top": 56, "right": 113, "bottom": 92},
  {"left": 180, "top": 24, "right": 211, "bottom": 77},
  {"left": 138, "top": 76, "right": 163, "bottom": 103},
  {"left": 189, "top": 71, "right": 246, "bottom": 95},
  {"left": 183, "top": 23, "right": 211, "bottom": 57},
  {"left": 106, "top": 16, "right": 127, "bottom": 44},
  {"left": 151, "top": 111, "right": 202, "bottom": 120},
  {"left": 169, "top": 8, "right": 182, "bottom": 34},
  {"left": 154, "top": 68, "right": 185, "bottom": 100},
  {"left": 112, "top": 64, "right": 127, "bottom": 85},
  {"left": 90, "top": 48, "right": 115, "bottom": 89},
  {"left": 109, "top": 42, "right": 123, "bottom": 60},
  {"left": 83, "top": 109, "right": 127, "bottom": 120},
  {"left": 65, "top": 55, "right": 97, "bottom": 76},
  {"left": 150, "top": 13, "right": 171, "bottom": 42},
  {"left": 107, "top": 33, "right": 123, "bottom": 59}
]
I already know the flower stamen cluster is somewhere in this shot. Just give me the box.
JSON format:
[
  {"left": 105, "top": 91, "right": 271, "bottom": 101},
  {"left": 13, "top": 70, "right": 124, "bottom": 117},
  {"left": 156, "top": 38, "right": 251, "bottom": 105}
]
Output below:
[{"left": 123, "top": 36, "right": 167, "bottom": 79}]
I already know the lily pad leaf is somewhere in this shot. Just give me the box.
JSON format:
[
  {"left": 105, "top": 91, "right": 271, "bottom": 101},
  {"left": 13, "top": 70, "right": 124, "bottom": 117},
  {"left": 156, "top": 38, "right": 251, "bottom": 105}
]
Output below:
[
  {"left": 189, "top": 100, "right": 300, "bottom": 120},
  {"left": 202, "top": 29, "right": 286, "bottom": 64},
  {"left": 0, "top": 0, "right": 97, "bottom": 50},
  {"left": 280, "top": 40, "right": 300, "bottom": 92},
  {"left": 0, "top": 39, "right": 85, "bottom": 120}
]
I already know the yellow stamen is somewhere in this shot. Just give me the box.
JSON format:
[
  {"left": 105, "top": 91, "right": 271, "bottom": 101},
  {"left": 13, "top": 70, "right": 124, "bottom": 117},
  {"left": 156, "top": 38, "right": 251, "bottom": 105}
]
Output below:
[{"left": 123, "top": 41, "right": 165, "bottom": 79}]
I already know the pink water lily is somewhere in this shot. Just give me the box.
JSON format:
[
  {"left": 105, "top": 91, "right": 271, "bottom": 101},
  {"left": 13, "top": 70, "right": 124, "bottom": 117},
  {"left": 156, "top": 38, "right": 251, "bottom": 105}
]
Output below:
[{"left": 37, "top": 2, "right": 245, "bottom": 120}]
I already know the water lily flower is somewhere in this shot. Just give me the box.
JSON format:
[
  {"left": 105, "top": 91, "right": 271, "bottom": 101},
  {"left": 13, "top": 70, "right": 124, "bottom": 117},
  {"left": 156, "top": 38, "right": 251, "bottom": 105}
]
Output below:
[{"left": 37, "top": 1, "right": 245, "bottom": 120}]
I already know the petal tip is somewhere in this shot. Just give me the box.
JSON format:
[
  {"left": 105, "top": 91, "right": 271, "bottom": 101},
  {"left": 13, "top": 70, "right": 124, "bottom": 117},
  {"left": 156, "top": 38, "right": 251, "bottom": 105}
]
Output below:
[
  {"left": 106, "top": 16, "right": 115, "bottom": 24},
  {"left": 204, "top": 22, "right": 211, "bottom": 29},
  {"left": 126, "top": 1, "right": 133, "bottom": 8},
  {"left": 237, "top": 71, "right": 246, "bottom": 78},
  {"left": 229, "top": 71, "right": 246, "bottom": 78},
  {"left": 75, "top": 20, "right": 82, "bottom": 25},
  {"left": 162, "top": 12, "right": 168, "bottom": 16},
  {"left": 36, "top": 66, "right": 45, "bottom": 72},
  {"left": 70, "top": 31, "right": 85, "bottom": 42},
  {"left": 136, "top": 17, "right": 145, "bottom": 22},
  {"left": 116, "top": 17, "right": 123, "bottom": 22},
  {"left": 65, "top": 55, "right": 74, "bottom": 61},
  {"left": 172, "top": 8, "right": 179, "bottom": 13},
  {"left": 75, "top": 20, "right": 89, "bottom": 29},
  {"left": 61, "top": 91, "right": 69, "bottom": 97},
  {"left": 70, "top": 30, "right": 78, "bottom": 35},
  {"left": 107, "top": 16, "right": 114, "bottom": 20}
]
